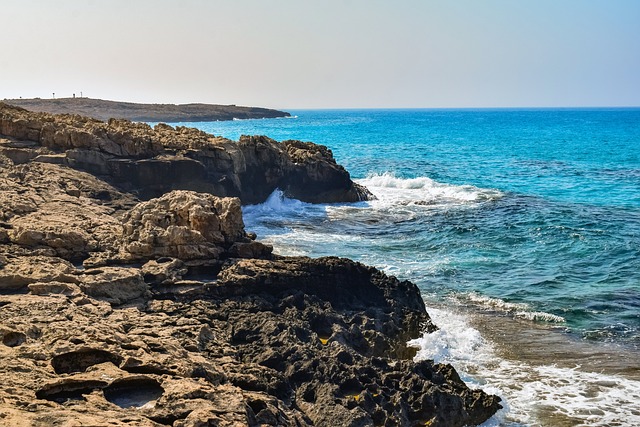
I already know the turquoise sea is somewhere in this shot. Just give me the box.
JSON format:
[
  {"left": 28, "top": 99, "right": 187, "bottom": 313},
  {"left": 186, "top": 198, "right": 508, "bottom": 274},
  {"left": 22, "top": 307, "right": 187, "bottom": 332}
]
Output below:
[{"left": 166, "top": 109, "right": 640, "bottom": 426}]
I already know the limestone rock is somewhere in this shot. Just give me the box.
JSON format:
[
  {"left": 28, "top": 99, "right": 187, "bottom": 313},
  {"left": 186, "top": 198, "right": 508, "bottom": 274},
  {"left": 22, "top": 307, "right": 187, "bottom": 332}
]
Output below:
[
  {"left": 28, "top": 281, "right": 83, "bottom": 297},
  {"left": 78, "top": 267, "right": 149, "bottom": 305},
  {"left": 0, "top": 158, "right": 136, "bottom": 262},
  {"left": 282, "top": 139, "right": 375, "bottom": 203},
  {"left": 5, "top": 97, "right": 290, "bottom": 122},
  {"left": 0, "top": 255, "right": 500, "bottom": 426},
  {"left": 0, "top": 256, "right": 78, "bottom": 291},
  {"left": 141, "top": 258, "right": 187, "bottom": 285},
  {"left": 120, "top": 190, "right": 269, "bottom": 261}
]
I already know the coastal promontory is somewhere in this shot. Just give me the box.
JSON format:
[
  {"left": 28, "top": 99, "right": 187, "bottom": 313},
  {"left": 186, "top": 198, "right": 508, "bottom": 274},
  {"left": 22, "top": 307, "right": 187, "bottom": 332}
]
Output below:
[
  {"left": 4, "top": 97, "right": 291, "bottom": 123},
  {"left": 0, "top": 104, "right": 501, "bottom": 426}
]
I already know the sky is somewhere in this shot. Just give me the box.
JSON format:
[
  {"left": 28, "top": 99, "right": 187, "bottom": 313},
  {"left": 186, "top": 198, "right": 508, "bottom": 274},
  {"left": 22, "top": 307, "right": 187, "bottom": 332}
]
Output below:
[{"left": 2, "top": 0, "right": 639, "bottom": 109}]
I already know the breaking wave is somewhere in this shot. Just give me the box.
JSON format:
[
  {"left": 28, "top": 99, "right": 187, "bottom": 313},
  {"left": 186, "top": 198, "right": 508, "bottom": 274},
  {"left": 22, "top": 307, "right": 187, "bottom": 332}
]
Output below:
[
  {"left": 357, "top": 172, "right": 503, "bottom": 206},
  {"left": 457, "top": 292, "right": 566, "bottom": 323},
  {"left": 409, "top": 306, "right": 640, "bottom": 426}
]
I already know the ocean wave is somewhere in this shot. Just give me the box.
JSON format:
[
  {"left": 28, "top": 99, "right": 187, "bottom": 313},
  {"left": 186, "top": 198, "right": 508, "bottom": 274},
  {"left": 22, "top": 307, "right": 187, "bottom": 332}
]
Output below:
[
  {"left": 409, "top": 306, "right": 640, "bottom": 426},
  {"left": 243, "top": 189, "right": 314, "bottom": 216},
  {"left": 456, "top": 292, "right": 566, "bottom": 323},
  {"left": 357, "top": 172, "right": 503, "bottom": 206}
]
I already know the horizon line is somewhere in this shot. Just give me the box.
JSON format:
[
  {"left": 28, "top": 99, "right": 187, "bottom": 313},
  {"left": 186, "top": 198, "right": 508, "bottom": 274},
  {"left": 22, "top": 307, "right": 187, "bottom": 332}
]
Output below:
[
  {"left": 4, "top": 97, "right": 639, "bottom": 111},
  {"left": 284, "top": 105, "right": 640, "bottom": 111}
]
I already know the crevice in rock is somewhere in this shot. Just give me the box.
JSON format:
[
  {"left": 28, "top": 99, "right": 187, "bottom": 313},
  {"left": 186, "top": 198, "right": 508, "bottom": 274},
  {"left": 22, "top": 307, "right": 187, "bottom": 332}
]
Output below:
[
  {"left": 36, "top": 379, "right": 108, "bottom": 403},
  {"left": 147, "top": 411, "right": 191, "bottom": 426},
  {"left": 2, "top": 331, "right": 26, "bottom": 347},
  {"left": 301, "top": 387, "right": 316, "bottom": 404},
  {"left": 121, "top": 364, "right": 175, "bottom": 376},
  {"left": 309, "top": 315, "right": 334, "bottom": 338},
  {"left": 183, "top": 263, "right": 223, "bottom": 283},
  {"left": 146, "top": 415, "right": 181, "bottom": 426},
  {"left": 51, "top": 348, "right": 123, "bottom": 374},
  {"left": 102, "top": 377, "right": 164, "bottom": 408},
  {"left": 339, "top": 378, "right": 364, "bottom": 397}
]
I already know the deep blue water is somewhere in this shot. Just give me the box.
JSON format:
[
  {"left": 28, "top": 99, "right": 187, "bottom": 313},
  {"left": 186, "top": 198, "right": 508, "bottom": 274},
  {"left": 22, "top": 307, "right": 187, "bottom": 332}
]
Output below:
[{"left": 168, "top": 109, "right": 640, "bottom": 347}]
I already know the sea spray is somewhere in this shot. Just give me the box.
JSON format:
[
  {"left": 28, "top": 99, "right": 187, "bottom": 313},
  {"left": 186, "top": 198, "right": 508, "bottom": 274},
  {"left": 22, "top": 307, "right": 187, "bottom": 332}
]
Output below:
[
  {"left": 358, "top": 172, "right": 504, "bottom": 205},
  {"left": 409, "top": 306, "right": 640, "bottom": 426}
]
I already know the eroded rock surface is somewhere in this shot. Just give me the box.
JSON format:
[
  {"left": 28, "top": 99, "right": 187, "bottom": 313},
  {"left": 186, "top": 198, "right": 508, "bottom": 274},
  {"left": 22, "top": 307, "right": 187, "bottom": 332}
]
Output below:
[
  {"left": 0, "top": 107, "right": 501, "bottom": 425},
  {"left": 0, "top": 256, "right": 500, "bottom": 427}
]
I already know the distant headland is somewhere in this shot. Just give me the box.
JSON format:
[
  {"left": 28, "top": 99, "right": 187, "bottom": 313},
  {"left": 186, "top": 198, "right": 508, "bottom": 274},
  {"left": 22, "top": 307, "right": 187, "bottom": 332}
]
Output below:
[{"left": 3, "top": 97, "right": 291, "bottom": 122}]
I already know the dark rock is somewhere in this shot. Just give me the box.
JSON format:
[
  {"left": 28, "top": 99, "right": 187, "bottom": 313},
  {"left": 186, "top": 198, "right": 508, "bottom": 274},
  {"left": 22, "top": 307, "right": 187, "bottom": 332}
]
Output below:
[
  {"left": 51, "top": 348, "right": 123, "bottom": 374},
  {"left": 103, "top": 377, "right": 164, "bottom": 408}
]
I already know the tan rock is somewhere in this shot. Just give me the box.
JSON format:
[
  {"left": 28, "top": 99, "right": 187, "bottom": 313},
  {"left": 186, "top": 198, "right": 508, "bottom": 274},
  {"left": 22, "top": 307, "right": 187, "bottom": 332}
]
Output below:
[
  {"left": 121, "top": 191, "right": 247, "bottom": 261},
  {"left": 28, "top": 281, "right": 82, "bottom": 297},
  {"left": 78, "top": 267, "right": 148, "bottom": 305},
  {"left": 0, "top": 161, "right": 134, "bottom": 261},
  {"left": 0, "top": 256, "right": 78, "bottom": 291},
  {"left": 141, "top": 258, "right": 187, "bottom": 285},
  {"left": 1, "top": 102, "right": 373, "bottom": 204}
]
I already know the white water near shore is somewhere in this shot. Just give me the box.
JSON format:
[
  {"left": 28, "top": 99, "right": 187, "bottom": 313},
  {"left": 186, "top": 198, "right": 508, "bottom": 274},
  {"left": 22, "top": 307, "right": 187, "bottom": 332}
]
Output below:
[
  {"left": 409, "top": 306, "right": 640, "bottom": 426},
  {"left": 243, "top": 182, "right": 640, "bottom": 426}
]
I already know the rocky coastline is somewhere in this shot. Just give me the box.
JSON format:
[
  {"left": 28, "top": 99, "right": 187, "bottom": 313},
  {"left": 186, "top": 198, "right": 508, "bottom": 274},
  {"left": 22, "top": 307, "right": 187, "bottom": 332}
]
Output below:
[
  {"left": 0, "top": 103, "right": 501, "bottom": 426},
  {"left": 4, "top": 98, "right": 291, "bottom": 123}
]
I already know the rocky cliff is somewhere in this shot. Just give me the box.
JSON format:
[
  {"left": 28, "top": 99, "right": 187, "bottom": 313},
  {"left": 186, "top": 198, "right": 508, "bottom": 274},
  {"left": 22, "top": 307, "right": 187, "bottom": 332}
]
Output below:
[
  {"left": 0, "top": 105, "right": 501, "bottom": 426},
  {"left": 0, "top": 103, "right": 371, "bottom": 204}
]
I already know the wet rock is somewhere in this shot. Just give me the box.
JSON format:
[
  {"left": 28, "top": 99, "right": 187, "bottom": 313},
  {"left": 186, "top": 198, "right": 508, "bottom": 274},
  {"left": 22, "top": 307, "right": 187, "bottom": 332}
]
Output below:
[{"left": 282, "top": 139, "right": 375, "bottom": 203}]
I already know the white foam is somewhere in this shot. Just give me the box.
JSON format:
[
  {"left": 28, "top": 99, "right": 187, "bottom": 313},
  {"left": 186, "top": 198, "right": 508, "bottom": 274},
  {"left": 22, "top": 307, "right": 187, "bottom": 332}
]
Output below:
[
  {"left": 409, "top": 306, "right": 640, "bottom": 426},
  {"left": 457, "top": 292, "right": 566, "bottom": 323},
  {"left": 515, "top": 310, "right": 566, "bottom": 323},
  {"left": 243, "top": 189, "right": 318, "bottom": 217},
  {"left": 255, "top": 189, "right": 300, "bottom": 212},
  {"left": 357, "top": 172, "right": 503, "bottom": 206}
]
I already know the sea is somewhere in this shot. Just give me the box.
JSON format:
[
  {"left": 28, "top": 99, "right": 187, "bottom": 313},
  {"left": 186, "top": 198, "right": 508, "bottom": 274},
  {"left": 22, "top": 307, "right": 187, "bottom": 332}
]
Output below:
[{"left": 164, "top": 109, "right": 640, "bottom": 426}]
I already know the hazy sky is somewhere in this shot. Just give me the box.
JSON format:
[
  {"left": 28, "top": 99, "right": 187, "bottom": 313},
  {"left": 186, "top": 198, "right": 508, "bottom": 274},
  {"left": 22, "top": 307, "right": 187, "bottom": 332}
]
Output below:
[{"left": 2, "top": 0, "right": 639, "bottom": 109}]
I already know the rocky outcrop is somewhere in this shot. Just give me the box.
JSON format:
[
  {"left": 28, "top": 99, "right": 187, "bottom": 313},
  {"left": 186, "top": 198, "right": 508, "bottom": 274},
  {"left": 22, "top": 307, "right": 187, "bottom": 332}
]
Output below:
[
  {"left": 0, "top": 103, "right": 372, "bottom": 204},
  {"left": 119, "top": 191, "right": 270, "bottom": 262},
  {"left": 0, "top": 113, "right": 501, "bottom": 425}
]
